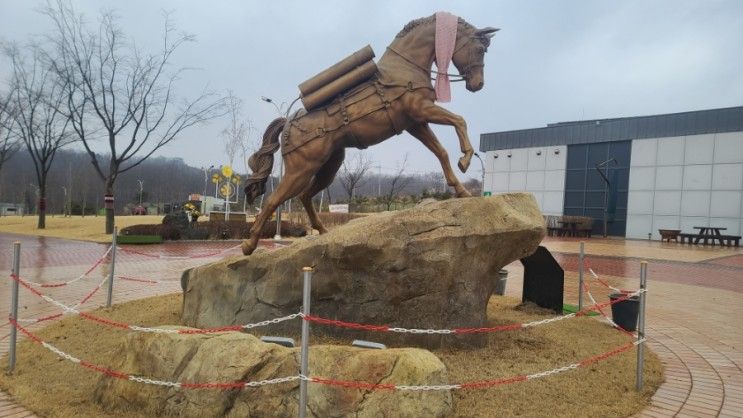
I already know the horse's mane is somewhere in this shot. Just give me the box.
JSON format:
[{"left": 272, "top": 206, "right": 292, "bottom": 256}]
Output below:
[{"left": 396, "top": 14, "right": 477, "bottom": 39}]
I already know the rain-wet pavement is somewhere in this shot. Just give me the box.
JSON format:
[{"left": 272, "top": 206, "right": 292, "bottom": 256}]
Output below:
[{"left": 0, "top": 232, "right": 742, "bottom": 417}]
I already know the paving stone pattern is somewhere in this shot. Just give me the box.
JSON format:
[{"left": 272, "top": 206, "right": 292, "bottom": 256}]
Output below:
[{"left": 0, "top": 233, "right": 742, "bottom": 417}]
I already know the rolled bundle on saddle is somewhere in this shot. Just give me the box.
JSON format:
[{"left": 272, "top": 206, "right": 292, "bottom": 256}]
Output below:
[{"left": 299, "top": 45, "right": 377, "bottom": 111}]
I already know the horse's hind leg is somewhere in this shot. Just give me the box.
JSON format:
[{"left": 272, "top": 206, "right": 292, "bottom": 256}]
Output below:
[
  {"left": 242, "top": 169, "right": 313, "bottom": 255},
  {"left": 299, "top": 148, "right": 345, "bottom": 234},
  {"left": 407, "top": 123, "right": 472, "bottom": 197}
]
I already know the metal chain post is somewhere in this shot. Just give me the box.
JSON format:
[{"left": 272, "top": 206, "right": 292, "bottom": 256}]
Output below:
[
  {"left": 8, "top": 242, "right": 21, "bottom": 373},
  {"left": 578, "top": 241, "right": 585, "bottom": 311},
  {"left": 636, "top": 260, "right": 647, "bottom": 391},
  {"left": 106, "top": 227, "right": 117, "bottom": 308},
  {"left": 299, "top": 267, "right": 313, "bottom": 418}
]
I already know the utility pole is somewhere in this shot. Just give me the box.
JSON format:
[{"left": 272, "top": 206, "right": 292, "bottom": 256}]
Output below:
[
  {"left": 377, "top": 164, "right": 382, "bottom": 196},
  {"left": 474, "top": 153, "right": 485, "bottom": 196},
  {"left": 261, "top": 96, "right": 287, "bottom": 240},
  {"left": 67, "top": 163, "right": 73, "bottom": 217}
]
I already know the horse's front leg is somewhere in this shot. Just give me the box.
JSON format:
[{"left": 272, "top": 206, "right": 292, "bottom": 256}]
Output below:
[
  {"left": 410, "top": 102, "right": 474, "bottom": 173},
  {"left": 407, "top": 123, "right": 471, "bottom": 197}
]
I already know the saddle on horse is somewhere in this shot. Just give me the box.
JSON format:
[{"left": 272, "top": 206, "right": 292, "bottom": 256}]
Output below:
[{"left": 281, "top": 46, "right": 433, "bottom": 156}]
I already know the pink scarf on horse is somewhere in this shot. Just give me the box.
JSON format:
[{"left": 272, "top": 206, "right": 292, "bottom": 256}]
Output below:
[{"left": 434, "top": 11, "right": 458, "bottom": 102}]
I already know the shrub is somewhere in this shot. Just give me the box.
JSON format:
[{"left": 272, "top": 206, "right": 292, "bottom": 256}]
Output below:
[
  {"left": 120, "top": 224, "right": 162, "bottom": 236},
  {"left": 121, "top": 219, "right": 307, "bottom": 241}
]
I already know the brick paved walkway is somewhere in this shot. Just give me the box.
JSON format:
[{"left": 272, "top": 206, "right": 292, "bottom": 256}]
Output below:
[
  {"left": 1, "top": 233, "right": 742, "bottom": 417},
  {"left": 526, "top": 238, "right": 742, "bottom": 417}
]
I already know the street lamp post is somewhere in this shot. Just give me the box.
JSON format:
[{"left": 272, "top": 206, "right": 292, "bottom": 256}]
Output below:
[
  {"left": 62, "top": 186, "right": 67, "bottom": 216},
  {"left": 137, "top": 180, "right": 144, "bottom": 206},
  {"left": 201, "top": 165, "right": 214, "bottom": 213},
  {"left": 29, "top": 184, "right": 39, "bottom": 215},
  {"left": 474, "top": 153, "right": 486, "bottom": 196},
  {"left": 261, "top": 96, "right": 287, "bottom": 240}
]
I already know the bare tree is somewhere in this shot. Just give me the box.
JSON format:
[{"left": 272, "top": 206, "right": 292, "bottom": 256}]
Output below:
[
  {"left": 221, "top": 91, "right": 253, "bottom": 168},
  {"left": 464, "top": 178, "right": 482, "bottom": 196},
  {"left": 0, "top": 90, "right": 20, "bottom": 174},
  {"left": 221, "top": 91, "right": 258, "bottom": 210},
  {"left": 43, "top": 1, "right": 226, "bottom": 233},
  {"left": 338, "top": 151, "right": 372, "bottom": 202},
  {"left": 2, "top": 43, "right": 74, "bottom": 228},
  {"left": 425, "top": 172, "right": 446, "bottom": 194},
  {"left": 379, "top": 154, "right": 413, "bottom": 211}
]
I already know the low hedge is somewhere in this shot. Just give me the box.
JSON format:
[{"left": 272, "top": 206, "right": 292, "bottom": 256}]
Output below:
[{"left": 120, "top": 219, "right": 307, "bottom": 241}]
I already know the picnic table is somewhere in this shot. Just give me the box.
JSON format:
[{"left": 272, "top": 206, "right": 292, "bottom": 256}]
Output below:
[
  {"left": 679, "top": 226, "right": 740, "bottom": 247},
  {"left": 555, "top": 220, "right": 592, "bottom": 237},
  {"left": 558, "top": 221, "right": 579, "bottom": 237},
  {"left": 693, "top": 226, "right": 726, "bottom": 245}
]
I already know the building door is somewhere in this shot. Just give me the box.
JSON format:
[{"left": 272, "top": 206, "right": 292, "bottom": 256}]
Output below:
[{"left": 563, "top": 141, "right": 631, "bottom": 236}]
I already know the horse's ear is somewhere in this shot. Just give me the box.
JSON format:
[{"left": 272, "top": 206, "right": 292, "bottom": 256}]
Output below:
[{"left": 476, "top": 27, "right": 500, "bottom": 38}]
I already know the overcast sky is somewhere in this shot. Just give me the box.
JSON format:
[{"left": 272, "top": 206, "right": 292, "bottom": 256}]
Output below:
[{"left": 2, "top": 0, "right": 742, "bottom": 180}]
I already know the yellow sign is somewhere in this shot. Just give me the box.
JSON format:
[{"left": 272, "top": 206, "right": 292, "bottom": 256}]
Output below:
[
  {"left": 221, "top": 165, "right": 233, "bottom": 178},
  {"left": 220, "top": 183, "right": 233, "bottom": 198}
]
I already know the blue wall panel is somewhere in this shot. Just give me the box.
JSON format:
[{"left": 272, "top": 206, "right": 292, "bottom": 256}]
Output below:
[{"left": 563, "top": 141, "right": 631, "bottom": 236}]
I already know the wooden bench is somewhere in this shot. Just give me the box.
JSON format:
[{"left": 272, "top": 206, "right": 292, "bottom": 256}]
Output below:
[
  {"left": 679, "top": 233, "right": 700, "bottom": 244},
  {"left": 577, "top": 228, "right": 592, "bottom": 238},
  {"left": 547, "top": 227, "right": 562, "bottom": 236},
  {"left": 720, "top": 235, "right": 741, "bottom": 247}
]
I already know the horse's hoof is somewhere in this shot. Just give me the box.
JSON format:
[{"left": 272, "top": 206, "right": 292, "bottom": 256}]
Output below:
[
  {"left": 317, "top": 227, "right": 329, "bottom": 235},
  {"left": 458, "top": 157, "right": 471, "bottom": 173},
  {"left": 241, "top": 241, "right": 256, "bottom": 256}
]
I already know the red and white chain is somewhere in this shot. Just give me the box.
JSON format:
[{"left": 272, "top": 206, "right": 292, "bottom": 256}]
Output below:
[
  {"left": 117, "top": 243, "right": 241, "bottom": 260},
  {"left": 129, "top": 313, "right": 302, "bottom": 335},
  {"left": 15, "top": 275, "right": 109, "bottom": 325},
  {"left": 388, "top": 327, "right": 455, "bottom": 335},
  {"left": 11, "top": 309, "right": 642, "bottom": 393},
  {"left": 127, "top": 375, "right": 301, "bottom": 389},
  {"left": 526, "top": 364, "right": 580, "bottom": 380},
  {"left": 584, "top": 283, "right": 621, "bottom": 328},
  {"left": 12, "top": 273, "right": 301, "bottom": 334},
  {"left": 587, "top": 267, "right": 623, "bottom": 293},
  {"left": 301, "top": 292, "right": 641, "bottom": 335},
  {"left": 25, "top": 324, "right": 301, "bottom": 388},
  {"left": 396, "top": 383, "right": 463, "bottom": 391},
  {"left": 23, "top": 245, "right": 112, "bottom": 288},
  {"left": 22, "top": 327, "right": 642, "bottom": 392}
]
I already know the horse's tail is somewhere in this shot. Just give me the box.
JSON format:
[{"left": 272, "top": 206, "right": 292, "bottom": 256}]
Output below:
[{"left": 244, "top": 117, "right": 286, "bottom": 205}]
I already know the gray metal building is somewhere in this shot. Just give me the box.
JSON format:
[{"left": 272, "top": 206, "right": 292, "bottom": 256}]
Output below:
[{"left": 478, "top": 106, "right": 743, "bottom": 238}]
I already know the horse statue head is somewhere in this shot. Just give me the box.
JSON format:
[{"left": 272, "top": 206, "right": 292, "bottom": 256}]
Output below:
[
  {"left": 452, "top": 25, "right": 499, "bottom": 92},
  {"left": 382, "top": 14, "right": 499, "bottom": 96}
]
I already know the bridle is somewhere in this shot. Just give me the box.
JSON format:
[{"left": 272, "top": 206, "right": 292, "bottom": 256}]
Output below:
[{"left": 386, "top": 34, "right": 485, "bottom": 83}]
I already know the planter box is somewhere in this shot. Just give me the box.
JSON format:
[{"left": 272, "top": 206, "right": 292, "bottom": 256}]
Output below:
[
  {"left": 658, "top": 229, "right": 681, "bottom": 242},
  {"left": 116, "top": 234, "right": 163, "bottom": 245}
]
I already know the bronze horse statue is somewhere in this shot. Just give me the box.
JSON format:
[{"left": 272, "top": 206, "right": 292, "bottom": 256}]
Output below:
[{"left": 242, "top": 14, "right": 498, "bottom": 255}]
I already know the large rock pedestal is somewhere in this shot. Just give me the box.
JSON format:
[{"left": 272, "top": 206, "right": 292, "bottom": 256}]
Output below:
[
  {"left": 95, "top": 328, "right": 451, "bottom": 417},
  {"left": 181, "top": 194, "right": 545, "bottom": 348}
]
